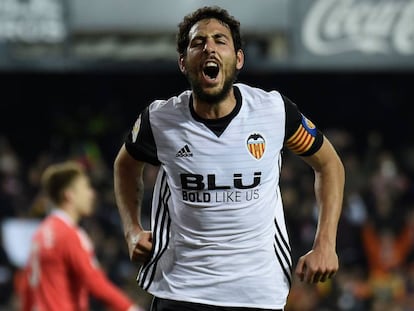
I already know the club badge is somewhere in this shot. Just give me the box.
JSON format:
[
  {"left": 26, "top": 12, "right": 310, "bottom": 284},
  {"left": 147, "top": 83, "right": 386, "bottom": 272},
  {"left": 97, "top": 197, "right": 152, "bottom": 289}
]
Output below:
[{"left": 247, "top": 133, "right": 265, "bottom": 160}]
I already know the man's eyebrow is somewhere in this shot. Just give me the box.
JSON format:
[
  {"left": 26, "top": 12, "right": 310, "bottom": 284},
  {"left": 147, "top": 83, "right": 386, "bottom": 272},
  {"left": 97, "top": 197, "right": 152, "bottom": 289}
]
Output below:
[
  {"left": 192, "top": 32, "right": 229, "bottom": 40},
  {"left": 213, "top": 33, "right": 229, "bottom": 40}
]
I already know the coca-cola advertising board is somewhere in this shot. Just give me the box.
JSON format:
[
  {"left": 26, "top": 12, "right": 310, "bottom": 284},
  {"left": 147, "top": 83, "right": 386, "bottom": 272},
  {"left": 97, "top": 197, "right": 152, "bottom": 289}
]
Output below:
[{"left": 295, "top": 0, "right": 414, "bottom": 69}]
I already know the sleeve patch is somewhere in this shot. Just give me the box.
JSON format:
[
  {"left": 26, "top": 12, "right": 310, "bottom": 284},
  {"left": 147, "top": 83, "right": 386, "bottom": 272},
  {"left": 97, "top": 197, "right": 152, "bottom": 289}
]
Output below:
[
  {"left": 286, "top": 114, "right": 317, "bottom": 154},
  {"left": 131, "top": 115, "right": 142, "bottom": 143}
]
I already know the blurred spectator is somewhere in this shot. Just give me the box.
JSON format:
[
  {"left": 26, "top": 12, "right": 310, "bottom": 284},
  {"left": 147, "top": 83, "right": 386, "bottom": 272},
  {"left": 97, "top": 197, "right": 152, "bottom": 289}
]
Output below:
[
  {"left": 0, "top": 136, "right": 27, "bottom": 218},
  {"left": 0, "top": 232, "right": 14, "bottom": 307}
]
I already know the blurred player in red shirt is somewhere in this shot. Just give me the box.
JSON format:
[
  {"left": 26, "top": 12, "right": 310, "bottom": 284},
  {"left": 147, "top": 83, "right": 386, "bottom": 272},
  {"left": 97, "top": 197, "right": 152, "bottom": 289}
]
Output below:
[{"left": 19, "top": 161, "right": 142, "bottom": 311}]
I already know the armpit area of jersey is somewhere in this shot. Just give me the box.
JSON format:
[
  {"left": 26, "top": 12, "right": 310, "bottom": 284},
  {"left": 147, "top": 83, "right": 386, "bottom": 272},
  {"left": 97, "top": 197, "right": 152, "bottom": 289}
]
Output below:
[{"left": 285, "top": 114, "right": 324, "bottom": 156}]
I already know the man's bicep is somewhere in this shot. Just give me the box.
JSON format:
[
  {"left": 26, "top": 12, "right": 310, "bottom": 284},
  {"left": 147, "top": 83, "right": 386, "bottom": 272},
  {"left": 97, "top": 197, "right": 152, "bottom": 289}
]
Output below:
[{"left": 300, "top": 137, "right": 338, "bottom": 171}]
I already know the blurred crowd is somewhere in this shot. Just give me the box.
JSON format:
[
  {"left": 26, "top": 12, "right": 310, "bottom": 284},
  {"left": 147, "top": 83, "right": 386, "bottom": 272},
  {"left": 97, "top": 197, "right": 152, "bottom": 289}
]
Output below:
[{"left": 0, "top": 123, "right": 414, "bottom": 310}]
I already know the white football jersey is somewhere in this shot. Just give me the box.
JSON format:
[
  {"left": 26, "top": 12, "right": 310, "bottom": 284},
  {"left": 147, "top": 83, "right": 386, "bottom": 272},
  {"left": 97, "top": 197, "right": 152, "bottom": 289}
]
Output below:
[{"left": 125, "top": 83, "right": 322, "bottom": 309}]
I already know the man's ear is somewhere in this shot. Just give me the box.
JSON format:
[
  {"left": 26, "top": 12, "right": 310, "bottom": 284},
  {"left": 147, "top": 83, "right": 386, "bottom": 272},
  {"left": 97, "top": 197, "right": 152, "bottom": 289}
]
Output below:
[
  {"left": 236, "top": 49, "right": 244, "bottom": 70},
  {"left": 63, "top": 188, "right": 72, "bottom": 203},
  {"left": 178, "top": 54, "right": 186, "bottom": 74}
]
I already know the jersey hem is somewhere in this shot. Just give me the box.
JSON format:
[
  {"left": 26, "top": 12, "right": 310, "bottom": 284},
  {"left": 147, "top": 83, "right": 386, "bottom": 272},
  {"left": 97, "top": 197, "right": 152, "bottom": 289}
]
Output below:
[{"left": 148, "top": 291, "right": 286, "bottom": 309}]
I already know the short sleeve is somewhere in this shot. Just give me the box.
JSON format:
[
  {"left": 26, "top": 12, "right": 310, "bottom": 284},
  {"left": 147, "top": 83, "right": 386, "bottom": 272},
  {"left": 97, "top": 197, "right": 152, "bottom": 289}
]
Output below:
[
  {"left": 283, "top": 95, "right": 324, "bottom": 156},
  {"left": 124, "top": 106, "right": 161, "bottom": 165}
]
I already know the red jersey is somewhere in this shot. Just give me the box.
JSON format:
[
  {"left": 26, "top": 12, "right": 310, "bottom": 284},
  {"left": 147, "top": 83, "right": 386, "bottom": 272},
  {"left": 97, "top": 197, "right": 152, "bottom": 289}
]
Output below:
[{"left": 21, "top": 210, "right": 134, "bottom": 311}]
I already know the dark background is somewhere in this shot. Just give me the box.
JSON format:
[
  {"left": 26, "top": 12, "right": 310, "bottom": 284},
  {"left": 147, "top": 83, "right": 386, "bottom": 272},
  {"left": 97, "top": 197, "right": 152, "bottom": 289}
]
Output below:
[{"left": 1, "top": 70, "right": 412, "bottom": 162}]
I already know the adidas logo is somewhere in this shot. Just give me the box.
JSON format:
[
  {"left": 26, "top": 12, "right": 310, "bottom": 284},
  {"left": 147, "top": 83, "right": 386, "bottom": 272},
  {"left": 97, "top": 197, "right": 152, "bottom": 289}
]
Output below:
[{"left": 176, "top": 144, "right": 193, "bottom": 157}]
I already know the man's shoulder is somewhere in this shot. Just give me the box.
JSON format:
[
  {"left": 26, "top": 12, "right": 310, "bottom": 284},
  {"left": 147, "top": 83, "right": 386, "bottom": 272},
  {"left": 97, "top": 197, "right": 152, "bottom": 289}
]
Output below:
[
  {"left": 149, "top": 90, "right": 191, "bottom": 111},
  {"left": 31, "top": 215, "right": 77, "bottom": 251},
  {"left": 235, "top": 83, "right": 283, "bottom": 102}
]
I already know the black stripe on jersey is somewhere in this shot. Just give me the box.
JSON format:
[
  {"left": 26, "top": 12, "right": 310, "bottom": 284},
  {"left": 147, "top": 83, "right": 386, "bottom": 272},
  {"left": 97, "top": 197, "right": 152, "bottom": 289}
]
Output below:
[
  {"left": 273, "top": 219, "right": 292, "bottom": 288},
  {"left": 275, "top": 219, "right": 292, "bottom": 254},
  {"left": 137, "top": 171, "right": 171, "bottom": 290},
  {"left": 138, "top": 171, "right": 171, "bottom": 288}
]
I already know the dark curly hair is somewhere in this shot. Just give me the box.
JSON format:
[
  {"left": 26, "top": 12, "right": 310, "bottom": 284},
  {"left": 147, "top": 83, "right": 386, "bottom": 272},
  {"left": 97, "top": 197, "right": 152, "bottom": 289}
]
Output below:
[{"left": 176, "top": 6, "right": 242, "bottom": 55}]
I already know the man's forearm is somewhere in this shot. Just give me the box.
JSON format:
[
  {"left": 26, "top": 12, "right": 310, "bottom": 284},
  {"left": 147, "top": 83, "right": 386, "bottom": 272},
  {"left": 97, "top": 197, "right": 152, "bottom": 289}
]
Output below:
[
  {"left": 114, "top": 151, "right": 146, "bottom": 235},
  {"left": 313, "top": 159, "right": 344, "bottom": 248}
]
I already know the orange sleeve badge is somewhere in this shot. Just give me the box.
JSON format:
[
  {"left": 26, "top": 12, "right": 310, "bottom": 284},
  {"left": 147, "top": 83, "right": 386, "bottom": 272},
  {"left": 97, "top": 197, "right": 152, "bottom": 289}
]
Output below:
[{"left": 286, "top": 114, "right": 317, "bottom": 155}]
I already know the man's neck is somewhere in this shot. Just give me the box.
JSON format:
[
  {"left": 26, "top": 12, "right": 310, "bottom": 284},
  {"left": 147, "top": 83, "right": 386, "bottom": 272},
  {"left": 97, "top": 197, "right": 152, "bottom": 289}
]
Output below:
[
  {"left": 192, "top": 88, "right": 236, "bottom": 119},
  {"left": 58, "top": 205, "right": 80, "bottom": 224}
]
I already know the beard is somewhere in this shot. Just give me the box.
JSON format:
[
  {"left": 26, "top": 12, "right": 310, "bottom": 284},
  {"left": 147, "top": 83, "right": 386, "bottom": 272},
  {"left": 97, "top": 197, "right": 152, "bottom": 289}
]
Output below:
[{"left": 186, "top": 66, "right": 238, "bottom": 105}]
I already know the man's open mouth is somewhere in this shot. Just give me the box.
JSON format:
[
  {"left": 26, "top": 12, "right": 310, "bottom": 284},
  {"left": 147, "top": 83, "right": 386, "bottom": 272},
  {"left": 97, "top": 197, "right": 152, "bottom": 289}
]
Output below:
[{"left": 203, "top": 62, "right": 219, "bottom": 80}]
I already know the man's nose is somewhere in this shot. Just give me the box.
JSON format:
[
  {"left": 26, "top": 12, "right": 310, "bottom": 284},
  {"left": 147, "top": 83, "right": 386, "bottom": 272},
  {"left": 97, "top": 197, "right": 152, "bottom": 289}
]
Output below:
[{"left": 203, "top": 38, "right": 216, "bottom": 53}]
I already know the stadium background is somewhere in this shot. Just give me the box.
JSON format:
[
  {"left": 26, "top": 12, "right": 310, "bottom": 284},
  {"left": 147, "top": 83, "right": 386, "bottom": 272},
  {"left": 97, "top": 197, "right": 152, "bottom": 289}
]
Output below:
[{"left": 1, "top": 0, "right": 414, "bottom": 310}]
